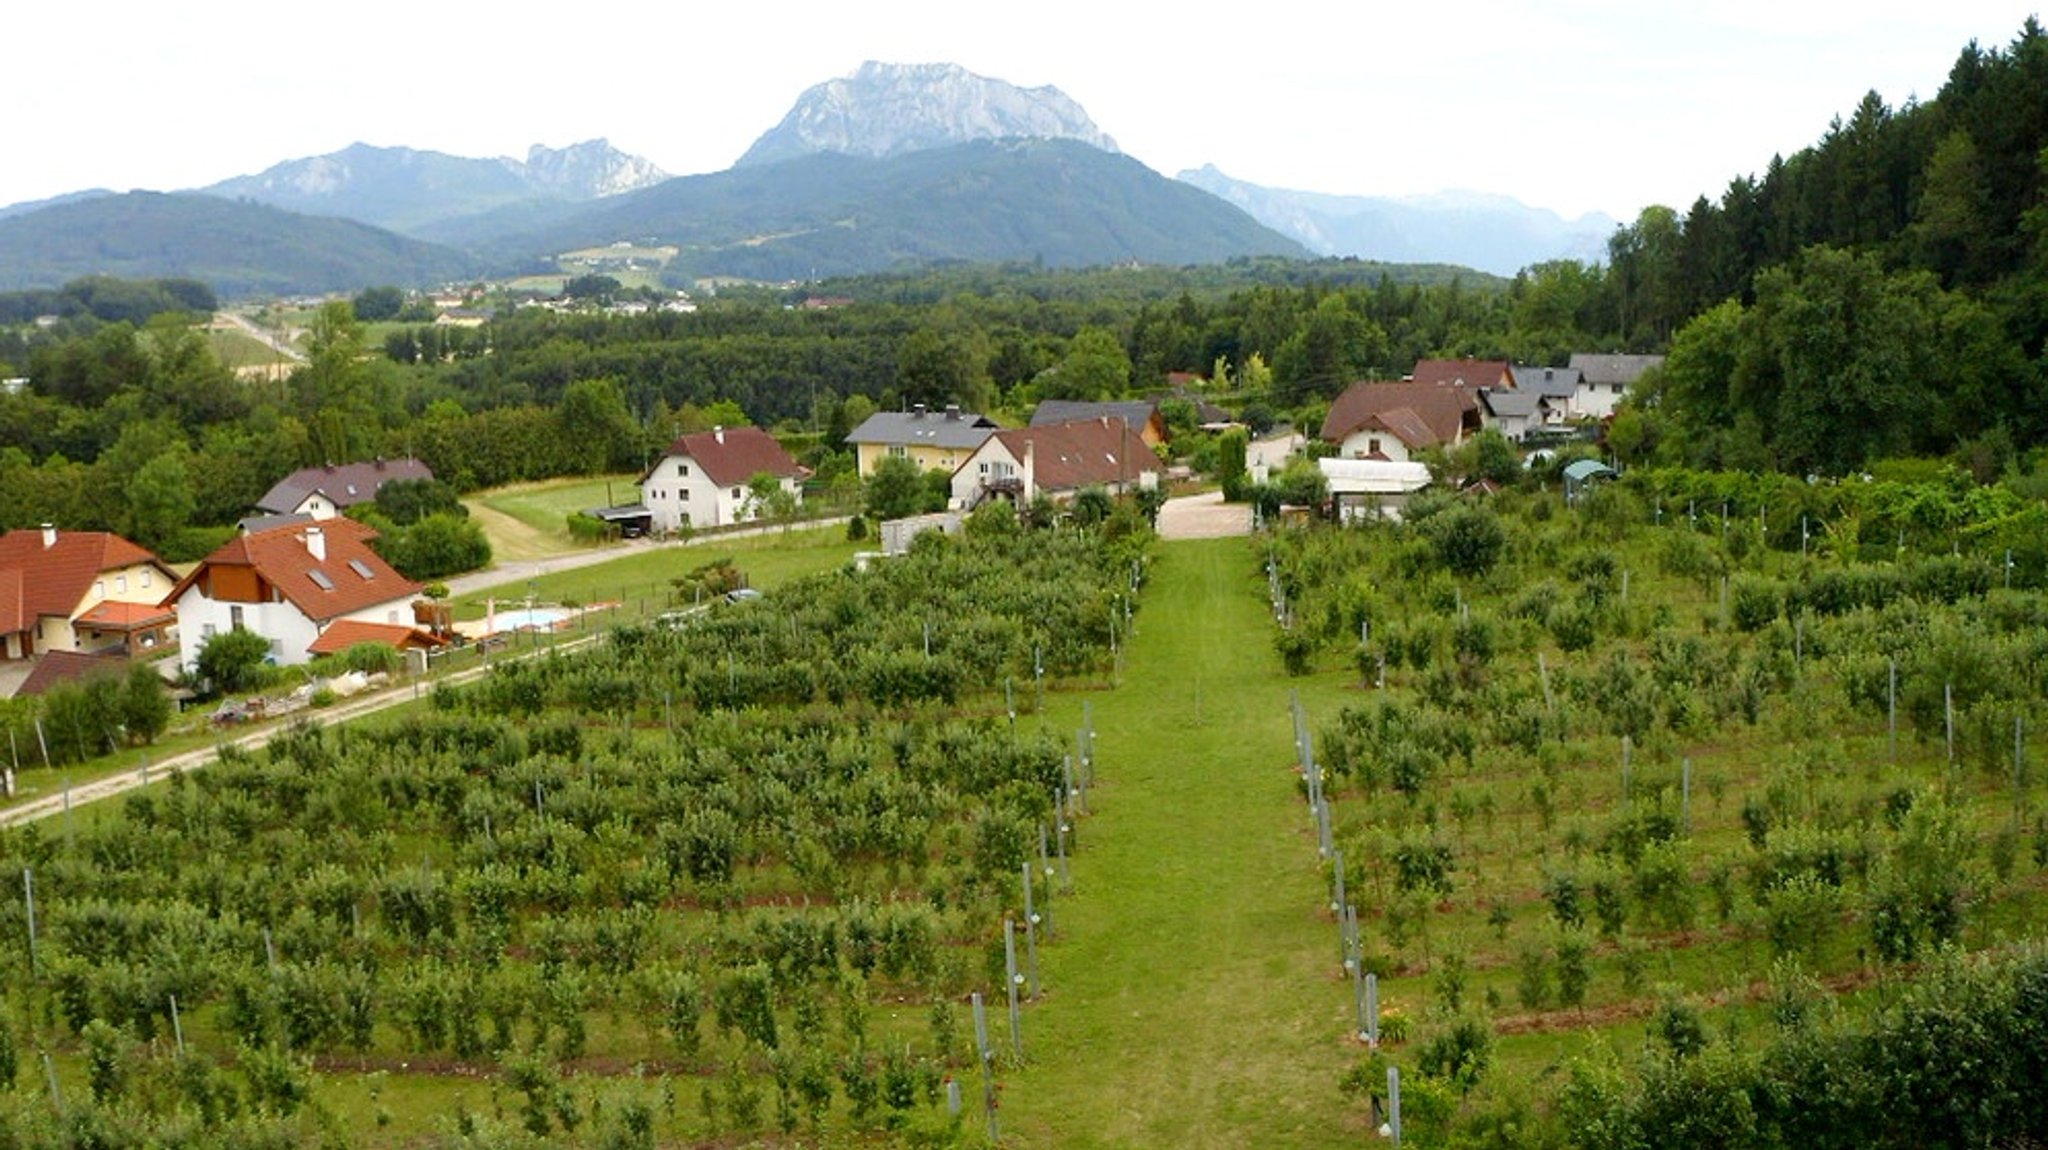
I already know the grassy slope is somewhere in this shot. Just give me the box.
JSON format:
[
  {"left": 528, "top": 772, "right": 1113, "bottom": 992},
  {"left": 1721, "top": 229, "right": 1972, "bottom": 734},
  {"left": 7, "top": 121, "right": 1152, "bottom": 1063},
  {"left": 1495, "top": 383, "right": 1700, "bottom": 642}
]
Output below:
[{"left": 1005, "top": 537, "right": 1363, "bottom": 1148}]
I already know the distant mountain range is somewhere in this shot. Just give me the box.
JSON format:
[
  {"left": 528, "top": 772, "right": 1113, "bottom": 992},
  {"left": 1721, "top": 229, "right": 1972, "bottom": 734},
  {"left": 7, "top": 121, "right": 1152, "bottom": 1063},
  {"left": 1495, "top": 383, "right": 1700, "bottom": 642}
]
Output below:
[
  {"left": 0, "top": 62, "right": 1613, "bottom": 296},
  {"left": 492, "top": 138, "right": 1304, "bottom": 281},
  {"left": 202, "top": 139, "right": 668, "bottom": 234},
  {"left": 0, "top": 192, "right": 471, "bottom": 297},
  {"left": 1177, "top": 165, "right": 1618, "bottom": 278}
]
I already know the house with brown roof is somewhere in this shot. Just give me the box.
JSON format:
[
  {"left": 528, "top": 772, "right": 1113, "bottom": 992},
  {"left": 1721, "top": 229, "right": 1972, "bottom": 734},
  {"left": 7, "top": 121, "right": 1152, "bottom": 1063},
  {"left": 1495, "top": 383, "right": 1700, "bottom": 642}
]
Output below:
[
  {"left": 1319, "top": 381, "right": 1482, "bottom": 462},
  {"left": 1028, "top": 401, "right": 1170, "bottom": 449},
  {"left": 637, "top": 426, "right": 805, "bottom": 533},
  {"left": 162, "top": 518, "right": 423, "bottom": 672},
  {"left": 0, "top": 526, "right": 178, "bottom": 661},
  {"left": 254, "top": 458, "right": 435, "bottom": 520},
  {"left": 949, "top": 418, "right": 1158, "bottom": 509},
  {"left": 1409, "top": 359, "right": 1515, "bottom": 391}
]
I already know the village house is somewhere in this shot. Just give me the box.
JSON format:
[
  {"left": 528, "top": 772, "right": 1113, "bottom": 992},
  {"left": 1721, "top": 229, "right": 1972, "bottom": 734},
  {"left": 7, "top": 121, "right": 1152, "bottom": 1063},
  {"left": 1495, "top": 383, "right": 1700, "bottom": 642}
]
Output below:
[
  {"left": 846, "top": 405, "right": 1000, "bottom": 478},
  {"left": 1319, "top": 381, "right": 1482, "bottom": 462},
  {"left": 637, "top": 426, "right": 805, "bottom": 533},
  {"left": 253, "top": 458, "right": 436, "bottom": 521},
  {"left": 0, "top": 526, "right": 178, "bottom": 661},
  {"left": 162, "top": 518, "right": 425, "bottom": 672},
  {"left": 1568, "top": 353, "right": 1665, "bottom": 421},
  {"left": 1027, "top": 400, "right": 1170, "bottom": 450},
  {"left": 1409, "top": 358, "right": 1515, "bottom": 391},
  {"left": 950, "top": 417, "right": 1158, "bottom": 510}
]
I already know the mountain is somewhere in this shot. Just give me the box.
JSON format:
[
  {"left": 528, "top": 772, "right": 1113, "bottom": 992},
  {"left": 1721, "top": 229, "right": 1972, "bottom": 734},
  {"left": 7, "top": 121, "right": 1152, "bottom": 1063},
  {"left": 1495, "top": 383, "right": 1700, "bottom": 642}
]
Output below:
[
  {"left": 201, "top": 140, "right": 668, "bottom": 235},
  {"left": 0, "top": 192, "right": 474, "bottom": 297},
  {"left": 736, "top": 61, "right": 1118, "bottom": 168},
  {"left": 491, "top": 138, "right": 1306, "bottom": 281},
  {"left": 0, "top": 188, "right": 114, "bottom": 222},
  {"left": 1177, "top": 166, "right": 1618, "bottom": 277}
]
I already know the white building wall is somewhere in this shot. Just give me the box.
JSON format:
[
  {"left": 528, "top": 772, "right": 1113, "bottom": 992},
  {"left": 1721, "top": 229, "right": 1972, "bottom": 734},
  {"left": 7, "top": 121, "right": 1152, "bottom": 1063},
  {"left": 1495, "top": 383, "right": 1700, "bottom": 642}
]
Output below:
[
  {"left": 174, "top": 589, "right": 414, "bottom": 671},
  {"left": 1575, "top": 382, "right": 1627, "bottom": 421},
  {"left": 641, "top": 455, "right": 802, "bottom": 533},
  {"left": 1336, "top": 431, "right": 1417, "bottom": 463}
]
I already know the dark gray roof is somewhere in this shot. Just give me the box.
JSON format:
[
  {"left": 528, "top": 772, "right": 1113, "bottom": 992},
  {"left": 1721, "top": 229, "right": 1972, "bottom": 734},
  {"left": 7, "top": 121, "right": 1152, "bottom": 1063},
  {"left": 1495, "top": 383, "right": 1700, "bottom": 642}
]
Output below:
[
  {"left": 1512, "top": 365, "right": 1581, "bottom": 400},
  {"left": 1479, "top": 389, "right": 1544, "bottom": 418},
  {"left": 1568, "top": 354, "right": 1665, "bottom": 386},
  {"left": 847, "top": 408, "right": 1000, "bottom": 450},
  {"left": 1030, "top": 400, "right": 1159, "bottom": 430},
  {"left": 236, "top": 511, "right": 315, "bottom": 534},
  {"left": 255, "top": 459, "right": 435, "bottom": 514}
]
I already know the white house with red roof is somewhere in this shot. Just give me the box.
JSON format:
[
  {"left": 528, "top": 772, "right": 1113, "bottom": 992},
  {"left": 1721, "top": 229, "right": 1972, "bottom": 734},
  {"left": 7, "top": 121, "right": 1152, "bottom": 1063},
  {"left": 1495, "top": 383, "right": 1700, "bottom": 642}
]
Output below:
[
  {"left": 0, "top": 526, "right": 178, "bottom": 661},
  {"left": 949, "top": 418, "right": 1158, "bottom": 510},
  {"left": 161, "top": 518, "right": 423, "bottom": 671},
  {"left": 637, "top": 426, "right": 805, "bottom": 533},
  {"left": 1319, "top": 381, "right": 1483, "bottom": 462}
]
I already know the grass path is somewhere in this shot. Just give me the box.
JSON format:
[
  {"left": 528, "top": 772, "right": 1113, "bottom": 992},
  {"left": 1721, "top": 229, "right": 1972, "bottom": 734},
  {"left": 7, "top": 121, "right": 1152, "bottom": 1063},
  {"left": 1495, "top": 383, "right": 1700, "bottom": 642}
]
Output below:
[{"left": 1002, "top": 537, "right": 1363, "bottom": 1148}]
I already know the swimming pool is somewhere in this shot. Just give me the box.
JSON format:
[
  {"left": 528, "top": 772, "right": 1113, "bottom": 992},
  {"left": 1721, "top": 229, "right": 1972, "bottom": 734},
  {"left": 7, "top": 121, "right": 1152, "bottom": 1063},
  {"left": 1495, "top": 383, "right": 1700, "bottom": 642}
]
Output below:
[{"left": 486, "top": 607, "right": 570, "bottom": 634}]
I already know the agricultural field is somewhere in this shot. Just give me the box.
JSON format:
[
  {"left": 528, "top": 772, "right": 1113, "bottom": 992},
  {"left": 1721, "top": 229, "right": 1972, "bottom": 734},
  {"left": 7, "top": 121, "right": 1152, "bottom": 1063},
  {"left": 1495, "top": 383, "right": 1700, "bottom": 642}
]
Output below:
[
  {"left": 0, "top": 510, "right": 1151, "bottom": 1148},
  {"left": 1267, "top": 473, "right": 2048, "bottom": 1145},
  {"left": 6, "top": 473, "right": 2048, "bottom": 1149}
]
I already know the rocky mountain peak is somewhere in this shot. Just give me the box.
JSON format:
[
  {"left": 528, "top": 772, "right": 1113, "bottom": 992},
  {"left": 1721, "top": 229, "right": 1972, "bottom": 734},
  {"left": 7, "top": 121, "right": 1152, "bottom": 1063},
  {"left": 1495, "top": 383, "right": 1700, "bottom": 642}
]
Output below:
[
  {"left": 520, "top": 139, "right": 668, "bottom": 198},
  {"left": 735, "top": 61, "right": 1119, "bottom": 168}
]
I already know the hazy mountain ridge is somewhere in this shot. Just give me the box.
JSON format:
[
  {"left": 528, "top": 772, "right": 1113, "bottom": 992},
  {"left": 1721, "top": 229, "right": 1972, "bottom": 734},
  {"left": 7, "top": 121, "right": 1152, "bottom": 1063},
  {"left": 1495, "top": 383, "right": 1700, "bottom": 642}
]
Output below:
[
  {"left": 201, "top": 140, "right": 669, "bottom": 234},
  {"left": 1178, "top": 165, "right": 1618, "bottom": 276},
  {"left": 736, "top": 61, "right": 1118, "bottom": 168},
  {"left": 492, "top": 139, "right": 1305, "bottom": 281},
  {"left": 0, "top": 192, "right": 473, "bottom": 297}
]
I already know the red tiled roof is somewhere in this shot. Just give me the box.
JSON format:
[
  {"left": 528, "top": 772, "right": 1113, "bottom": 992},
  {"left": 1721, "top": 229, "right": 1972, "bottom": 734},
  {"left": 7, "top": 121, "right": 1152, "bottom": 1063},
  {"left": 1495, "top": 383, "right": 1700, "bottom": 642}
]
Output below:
[
  {"left": 980, "top": 418, "right": 1155, "bottom": 493},
  {"left": 163, "top": 518, "right": 421, "bottom": 624},
  {"left": 75, "top": 600, "right": 176, "bottom": 631},
  {"left": 1320, "top": 381, "right": 1479, "bottom": 447},
  {"left": 0, "top": 571, "right": 22, "bottom": 636},
  {"left": 643, "top": 427, "right": 803, "bottom": 488},
  {"left": 1410, "top": 359, "right": 1512, "bottom": 390},
  {"left": 0, "top": 529, "right": 171, "bottom": 623},
  {"left": 307, "top": 619, "right": 447, "bottom": 656},
  {"left": 15, "top": 651, "right": 128, "bottom": 698}
]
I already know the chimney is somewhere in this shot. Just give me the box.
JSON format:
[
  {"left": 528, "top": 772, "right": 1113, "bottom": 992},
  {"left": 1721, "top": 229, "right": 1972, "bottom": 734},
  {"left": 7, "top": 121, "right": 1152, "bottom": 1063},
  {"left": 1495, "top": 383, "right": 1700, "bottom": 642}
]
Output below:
[
  {"left": 1022, "top": 439, "right": 1036, "bottom": 500},
  {"left": 713, "top": 425, "right": 725, "bottom": 444},
  {"left": 945, "top": 404, "right": 960, "bottom": 421},
  {"left": 912, "top": 403, "right": 927, "bottom": 419},
  {"left": 39, "top": 523, "right": 55, "bottom": 548},
  {"left": 306, "top": 526, "right": 326, "bottom": 562}
]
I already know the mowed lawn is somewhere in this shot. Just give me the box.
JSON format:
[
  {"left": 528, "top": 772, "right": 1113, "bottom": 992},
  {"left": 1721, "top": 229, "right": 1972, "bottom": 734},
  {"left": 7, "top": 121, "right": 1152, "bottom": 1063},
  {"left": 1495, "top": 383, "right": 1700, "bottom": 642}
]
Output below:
[
  {"left": 1004, "top": 537, "right": 1366, "bottom": 1149},
  {"left": 469, "top": 475, "right": 642, "bottom": 560}
]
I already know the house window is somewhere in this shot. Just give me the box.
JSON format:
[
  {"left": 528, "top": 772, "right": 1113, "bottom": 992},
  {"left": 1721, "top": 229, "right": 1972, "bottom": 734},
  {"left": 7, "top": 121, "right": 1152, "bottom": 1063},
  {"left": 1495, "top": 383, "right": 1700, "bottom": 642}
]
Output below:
[
  {"left": 679, "top": 490, "right": 690, "bottom": 502},
  {"left": 116, "top": 574, "right": 127, "bottom": 594},
  {"left": 887, "top": 445, "right": 907, "bottom": 458},
  {"left": 141, "top": 570, "right": 151, "bottom": 589},
  {"left": 677, "top": 463, "right": 689, "bottom": 476},
  {"left": 201, "top": 623, "right": 216, "bottom": 640},
  {"left": 229, "top": 605, "right": 244, "bottom": 630},
  {"left": 95, "top": 581, "right": 106, "bottom": 599},
  {"left": 730, "top": 487, "right": 741, "bottom": 500},
  {"left": 1368, "top": 438, "right": 1382, "bottom": 454}
]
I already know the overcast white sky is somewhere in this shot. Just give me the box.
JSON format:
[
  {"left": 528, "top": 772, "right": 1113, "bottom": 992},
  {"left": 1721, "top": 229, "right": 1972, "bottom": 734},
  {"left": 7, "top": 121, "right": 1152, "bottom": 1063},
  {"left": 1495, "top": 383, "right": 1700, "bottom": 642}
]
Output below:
[{"left": 9, "top": 1, "right": 2038, "bottom": 222}]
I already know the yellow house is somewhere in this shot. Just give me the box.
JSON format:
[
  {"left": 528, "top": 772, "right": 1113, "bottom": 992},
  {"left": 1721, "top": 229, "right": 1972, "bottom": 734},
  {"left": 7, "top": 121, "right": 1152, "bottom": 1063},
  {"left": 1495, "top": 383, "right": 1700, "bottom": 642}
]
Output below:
[
  {"left": 0, "top": 526, "right": 179, "bottom": 660},
  {"left": 846, "top": 404, "right": 1000, "bottom": 477}
]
